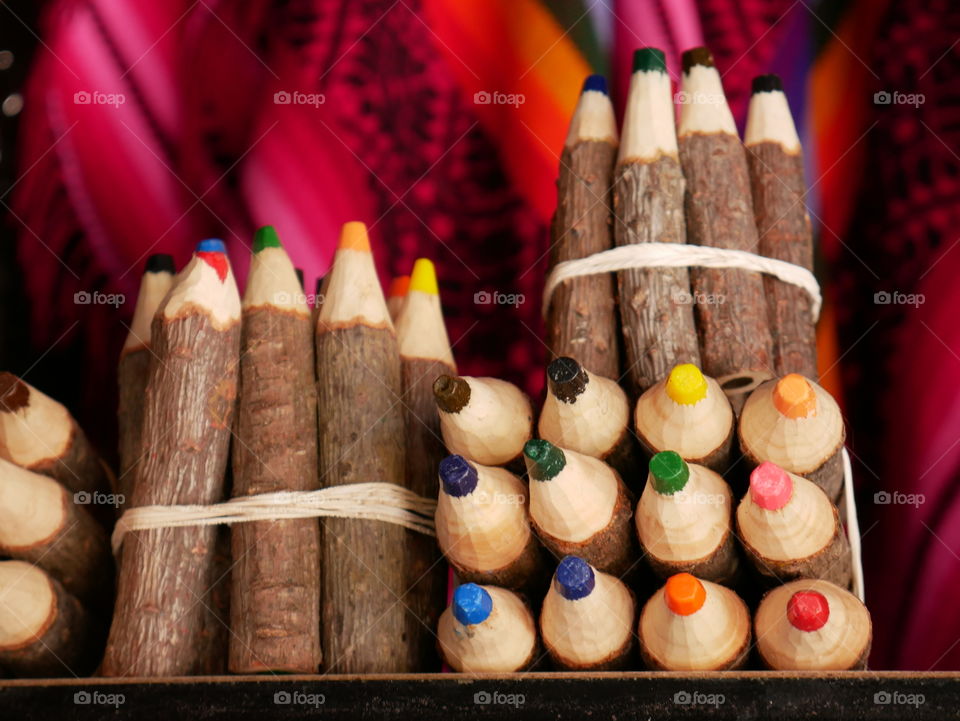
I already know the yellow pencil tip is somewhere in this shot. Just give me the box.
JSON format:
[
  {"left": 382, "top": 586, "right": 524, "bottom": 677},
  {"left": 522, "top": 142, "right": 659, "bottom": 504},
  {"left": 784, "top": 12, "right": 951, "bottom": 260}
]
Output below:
[
  {"left": 409, "top": 258, "right": 439, "bottom": 295},
  {"left": 665, "top": 363, "right": 708, "bottom": 405},
  {"left": 339, "top": 222, "right": 370, "bottom": 252}
]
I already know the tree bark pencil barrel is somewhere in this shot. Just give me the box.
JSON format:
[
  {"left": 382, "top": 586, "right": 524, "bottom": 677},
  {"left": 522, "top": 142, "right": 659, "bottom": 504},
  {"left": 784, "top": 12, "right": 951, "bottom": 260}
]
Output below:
[
  {"left": 117, "top": 254, "right": 175, "bottom": 510},
  {"left": 615, "top": 48, "right": 701, "bottom": 396},
  {"left": 228, "top": 226, "right": 321, "bottom": 674},
  {"left": 315, "top": 222, "right": 411, "bottom": 673},
  {"left": 101, "top": 239, "right": 241, "bottom": 677},
  {"left": 546, "top": 74, "right": 620, "bottom": 379},
  {"left": 745, "top": 74, "right": 818, "bottom": 379},
  {"left": 396, "top": 258, "right": 455, "bottom": 670},
  {"left": 678, "top": 47, "right": 774, "bottom": 389}
]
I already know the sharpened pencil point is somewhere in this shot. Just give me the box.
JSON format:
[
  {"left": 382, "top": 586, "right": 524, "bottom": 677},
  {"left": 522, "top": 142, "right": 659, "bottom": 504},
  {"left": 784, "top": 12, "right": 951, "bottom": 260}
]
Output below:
[
  {"left": 252, "top": 225, "right": 282, "bottom": 253},
  {"left": 752, "top": 74, "right": 783, "bottom": 94},
  {"left": 750, "top": 462, "right": 793, "bottom": 510},
  {"left": 144, "top": 253, "right": 175, "bottom": 274},
  {"left": 787, "top": 590, "right": 830, "bottom": 632},
  {"left": 649, "top": 451, "right": 690, "bottom": 495},
  {"left": 339, "top": 222, "right": 370, "bottom": 252},
  {"left": 523, "top": 439, "right": 566, "bottom": 481},
  {"left": 682, "top": 46, "right": 715, "bottom": 73},
  {"left": 439, "top": 455, "right": 478, "bottom": 497},
  {"left": 581, "top": 74, "right": 608, "bottom": 95},
  {"left": 773, "top": 374, "right": 817, "bottom": 419},
  {"left": 409, "top": 258, "right": 439, "bottom": 295},
  {"left": 665, "top": 364, "right": 708, "bottom": 405},
  {"left": 195, "top": 239, "right": 229, "bottom": 281},
  {"left": 433, "top": 375, "right": 471, "bottom": 413},
  {"left": 665, "top": 573, "right": 706, "bottom": 616},
  {"left": 633, "top": 47, "right": 666, "bottom": 73},
  {"left": 453, "top": 583, "right": 492, "bottom": 626},
  {"left": 547, "top": 357, "right": 588, "bottom": 403},
  {"left": 388, "top": 275, "right": 410, "bottom": 299},
  {"left": 555, "top": 556, "right": 595, "bottom": 600},
  {"left": 196, "top": 238, "right": 225, "bottom": 254}
]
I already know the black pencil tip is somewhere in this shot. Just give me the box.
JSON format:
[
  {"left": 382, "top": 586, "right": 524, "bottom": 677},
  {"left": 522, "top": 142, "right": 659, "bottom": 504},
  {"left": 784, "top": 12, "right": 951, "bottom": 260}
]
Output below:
[
  {"left": 144, "top": 253, "right": 175, "bottom": 275},
  {"left": 752, "top": 74, "right": 783, "bottom": 94}
]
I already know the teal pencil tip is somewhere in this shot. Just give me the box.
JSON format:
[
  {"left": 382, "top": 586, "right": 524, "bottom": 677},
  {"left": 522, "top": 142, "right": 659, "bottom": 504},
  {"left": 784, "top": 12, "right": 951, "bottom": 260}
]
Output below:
[{"left": 633, "top": 47, "right": 666, "bottom": 73}]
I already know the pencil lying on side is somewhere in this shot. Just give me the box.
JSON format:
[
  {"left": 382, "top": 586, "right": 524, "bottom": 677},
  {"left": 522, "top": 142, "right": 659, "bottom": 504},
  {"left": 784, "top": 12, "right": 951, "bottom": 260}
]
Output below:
[
  {"left": 615, "top": 48, "right": 701, "bottom": 395},
  {"left": 755, "top": 579, "right": 871, "bottom": 670},
  {"left": 0, "top": 373, "right": 111, "bottom": 497},
  {"left": 540, "top": 556, "right": 635, "bottom": 671},
  {"left": 387, "top": 274, "right": 410, "bottom": 322},
  {"left": 438, "top": 583, "right": 537, "bottom": 673},
  {"left": 117, "top": 253, "right": 175, "bottom": 508},
  {"left": 634, "top": 363, "right": 734, "bottom": 473},
  {"left": 738, "top": 374, "right": 845, "bottom": 502},
  {"left": 546, "top": 74, "right": 620, "bottom": 378},
  {"left": 435, "top": 454, "right": 545, "bottom": 591},
  {"left": 315, "top": 222, "right": 412, "bottom": 672},
  {"left": 678, "top": 47, "right": 774, "bottom": 393},
  {"left": 229, "top": 226, "right": 320, "bottom": 674},
  {"left": 102, "top": 239, "right": 241, "bottom": 677},
  {"left": 638, "top": 572, "right": 750, "bottom": 670},
  {"left": 396, "top": 258, "right": 455, "bottom": 668},
  {"left": 745, "top": 75, "right": 817, "bottom": 379},
  {"left": 524, "top": 440, "right": 635, "bottom": 576},
  {"left": 736, "top": 462, "right": 852, "bottom": 587},
  {"left": 0, "top": 561, "right": 97, "bottom": 677},
  {"left": 538, "top": 357, "right": 639, "bottom": 484}
]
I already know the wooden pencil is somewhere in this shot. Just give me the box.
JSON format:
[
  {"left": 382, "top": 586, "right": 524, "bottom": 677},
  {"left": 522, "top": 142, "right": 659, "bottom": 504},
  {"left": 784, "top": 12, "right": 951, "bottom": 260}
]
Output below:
[
  {"left": 540, "top": 555, "right": 635, "bottom": 670},
  {"left": 677, "top": 47, "right": 774, "bottom": 392},
  {"left": 538, "top": 356, "right": 639, "bottom": 484},
  {"left": 387, "top": 274, "right": 410, "bottom": 323},
  {"left": 435, "top": 454, "right": 545, "bottom": 591},
  {"left": 638, "top": 572, "right": 750, "bottom": 670},
  {"left": 524, "top": 439, "right": 635, "bottom": 576},
  {"left": 229, "top": 226, "right": 320, "bottom": 674},
  {"left": 0, "top": 561, "right": 97, "bottom": 677},
  {"left": 396, "top": 257, "right": 454, "bottom": 669},
  {"left": 736, "top": 462, "right": 852, "bottom": 587},
  {"left": 437, "top": 583, "right": 537, "bottom": 673},
  {"left": 0, "top": 373, "right": 110, "bottom": 497},
  {"left": 434, "top": 374, "right": 533, "bottom": 468},
  {"left": 315, "top": 221, "right": 412, "bottom": 673},
  {"left": 738, "top": 374, "right": 845, "bottom": 502},
  {"left": 635, "top": 451, "right": 739, "bottom": 584},
  {"left": 615, "top": 48, "right": 701, "bottom": 396},
  {"left": 546, "top": 74, "right": 620, "bottom": 379},
  {"left": 117, "top": 253, "right": 175, "bottom": 508},
  {"left": 633, "top": 363, "right": 734, "bottom": 473},
  {"left": 755, "top": 579, "right": 871, "bottom": 670},
  {"left": 745, "top": 75, "right": 817, "bottom": 378},
  {"left": 0, "top": 457, "right": 113, "bottom": 614},
  {"left": 101, "top": 238, "right": 241, "bottom": 677}
]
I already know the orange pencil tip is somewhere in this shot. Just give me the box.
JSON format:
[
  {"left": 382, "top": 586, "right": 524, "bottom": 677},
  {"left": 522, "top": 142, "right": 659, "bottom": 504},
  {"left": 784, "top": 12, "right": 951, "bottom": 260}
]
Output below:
[
  {"left": 773, "top": 374, "right": 817, "bottom": 419},
  {"left": 388, "top": 275, "right": 411, "bottom": 298},
  {"left": 664, "top": 573, "right": 706, "bottom": 616},
  {"left": 339, "top": 222, "right": 371, "bottom": 252}
]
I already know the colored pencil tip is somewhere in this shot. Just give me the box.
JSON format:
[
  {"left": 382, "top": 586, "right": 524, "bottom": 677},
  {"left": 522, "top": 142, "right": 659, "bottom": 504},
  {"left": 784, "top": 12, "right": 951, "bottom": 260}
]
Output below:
[
  {"left": 452, "top": 583, "right": 493, "bottom": 626},
  {"left": 752, "top": 73, "right": 783, "bottom": 94},
  {"left": 339, "top": 221, "right": 370, "bottom": 252},
  {"left": 649, "top": 451, "right": 690, "bottom": 495},
  {"left": 682, "top": 46, "right": 715, "bottom": 73},
  {"left": 665, "top": 363, "right": 708, "bottom": 405},
  {"left": 633, "top": 47, "right": 666, "bottom": 73},
  {"left": 773, "top": 374, "right": 818, "bottom": 419},
  {"left": 409, "top": 258, "right": 439, "bottom": 295},
  {"left": 195, "top": 239, "right": 229, "bottom": 281},
  {"left": 546, "top": 356, "right": 588, "bottom": 402},
  {"left": 555, "top": 556, "right": 595, "bottom": 601},
  {"left": 196, "top": 238, "right": 226, "bottom": 254},
  {"left": 252, "top": 225, "right": 282, "bottom": 253},
  {"left": 523, "top": 439, "right": 566, "bottom": 482},
  {"left": 439, "top": 455, "right": 479, "bottom": 497},
  {"left": 581, "top": 74, "right": 608, "bottom": 95},
  {"left": 787, "top": 590, "right": 830, "bottom": 632},
  {"left": 0, "top": 373, "right": 28, "bottom": 413},
  {"left": 144, "top": 253, "right": 175, "bottom": 275},
  {"left": 388, "top": 275, "right": 410, "bottom": 299},
  {"left": 665, "top": 573, "right": 706, "bottom": 616},
  {"left": 750, "top": 462, "right": 793, "bottom": 510},
  {"left": 433, "top": 375, "right": 471, "bottom": 413}
]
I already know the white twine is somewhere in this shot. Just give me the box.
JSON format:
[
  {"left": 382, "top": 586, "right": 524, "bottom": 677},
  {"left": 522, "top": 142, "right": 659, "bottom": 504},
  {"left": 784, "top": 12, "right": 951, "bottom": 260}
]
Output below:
[
  {"left": 111, "top": 483, "right": 437, "bottom": 554},
  {"left": 542, "top": 243, "right": 821, "bottom": 321}
]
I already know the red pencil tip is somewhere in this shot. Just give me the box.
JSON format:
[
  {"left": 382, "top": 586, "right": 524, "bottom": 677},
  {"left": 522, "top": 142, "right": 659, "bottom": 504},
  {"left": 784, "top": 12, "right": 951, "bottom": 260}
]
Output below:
[
  {"left": 787, "top": 590, "right": 830, "bottom": 632},
  {"left": 197, "top": 252, "right": 229, "bottom": 282}
]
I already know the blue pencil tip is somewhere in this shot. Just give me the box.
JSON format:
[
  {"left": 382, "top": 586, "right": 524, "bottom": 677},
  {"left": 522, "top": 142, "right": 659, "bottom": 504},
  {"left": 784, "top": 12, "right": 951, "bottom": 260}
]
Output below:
[
  {"left": 453, "top": 583, "right": 493, "bottom": 626},
  {"left": 439, "top": 455, "right": 478, "bottom": 497},
  {"left": 196, "top": 238, "right": 226, "bottom": 254},
  {"left": 555, "top": 556, "right": 595, "bottom": 600},
  {"left": 582, "top": 74, "right": 608, "bottom": 95}
]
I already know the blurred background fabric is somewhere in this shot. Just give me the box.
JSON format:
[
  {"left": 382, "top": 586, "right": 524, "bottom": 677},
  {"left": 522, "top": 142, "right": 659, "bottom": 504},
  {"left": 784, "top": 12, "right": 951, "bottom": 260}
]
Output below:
[{"left": 2, "top": 0, "right": 960, "bottom": 670}]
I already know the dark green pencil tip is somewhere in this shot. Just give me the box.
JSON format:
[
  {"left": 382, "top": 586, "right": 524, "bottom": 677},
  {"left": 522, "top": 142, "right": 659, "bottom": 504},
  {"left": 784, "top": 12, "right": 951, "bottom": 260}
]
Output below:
[
  {"left": 253, "top": 225, "right": 282, "bottom": 253},
  {"left": 524, "top": 439, "right": 566, "bottom": 481},
  {"left": 649, "top": 451, "right": 690, "bottom": 495},
  {"left": 633, "top": 47, "right": 666, "bottom": 73}
]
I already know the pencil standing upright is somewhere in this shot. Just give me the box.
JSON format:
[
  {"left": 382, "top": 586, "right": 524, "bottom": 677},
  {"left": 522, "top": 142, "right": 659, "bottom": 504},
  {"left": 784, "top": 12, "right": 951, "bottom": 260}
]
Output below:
[
  {"left": 745, "top": 74, "right": 817, "bottom": 379},
  {"left": 614, "top": 48, "right": 700, "bottom": 395},
  {"left": 546, "top": 74, "right": 620, "bottom": 379},
  {"left": 678, "top": 47, "right": 774, "bottom": 392},
  {"left": 229, "top": 226, "right": 321, "bottom": 674},
  {"left": 315, "top": 222, "right": 412, "bottom": 672}
]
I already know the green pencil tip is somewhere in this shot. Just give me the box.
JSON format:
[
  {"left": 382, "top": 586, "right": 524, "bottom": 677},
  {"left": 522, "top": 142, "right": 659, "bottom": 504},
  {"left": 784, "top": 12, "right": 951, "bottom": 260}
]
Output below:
[
  {"left": 649, "top": 451, "right": 690, "bottom": 495},
  {"left": 633, "top": 47, "right": 666, "bottom": 73},
  {"left": 524, "top": 439, "right": 566, "bottom": 481},
  {"left": 253, "top": 225, "right": 282, "bottom": 253}
]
